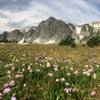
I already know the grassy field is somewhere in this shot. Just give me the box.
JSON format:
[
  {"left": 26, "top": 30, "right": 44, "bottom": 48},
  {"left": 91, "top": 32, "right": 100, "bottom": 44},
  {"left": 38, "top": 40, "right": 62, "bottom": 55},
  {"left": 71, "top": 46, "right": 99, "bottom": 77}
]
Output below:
[{"left": 0, "top": 44, "right": 100, "bottom": 100}]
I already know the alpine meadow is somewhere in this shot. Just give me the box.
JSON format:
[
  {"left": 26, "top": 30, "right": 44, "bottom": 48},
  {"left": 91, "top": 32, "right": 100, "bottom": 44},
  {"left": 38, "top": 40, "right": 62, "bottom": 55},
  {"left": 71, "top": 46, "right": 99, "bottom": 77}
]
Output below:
[{"left": 0, "top": 0, "right": 100, "bottom": 100}]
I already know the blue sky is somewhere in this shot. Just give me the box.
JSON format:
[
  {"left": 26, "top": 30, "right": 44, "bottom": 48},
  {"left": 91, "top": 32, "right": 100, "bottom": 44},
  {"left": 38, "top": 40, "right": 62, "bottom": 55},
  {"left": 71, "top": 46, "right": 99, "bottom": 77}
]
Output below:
[{"left": 0, "top": 0, "right": 100, "bottom": 33}]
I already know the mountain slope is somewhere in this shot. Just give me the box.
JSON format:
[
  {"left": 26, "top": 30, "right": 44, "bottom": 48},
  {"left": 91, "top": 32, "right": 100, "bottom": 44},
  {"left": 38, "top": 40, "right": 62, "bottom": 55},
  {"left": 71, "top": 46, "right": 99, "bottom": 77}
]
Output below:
[
  {"left": 32, "top": 17, "right": 75, "bottom": 43},
  {"left": 0, "top": 17, "right": 100, "bottom": 44}
]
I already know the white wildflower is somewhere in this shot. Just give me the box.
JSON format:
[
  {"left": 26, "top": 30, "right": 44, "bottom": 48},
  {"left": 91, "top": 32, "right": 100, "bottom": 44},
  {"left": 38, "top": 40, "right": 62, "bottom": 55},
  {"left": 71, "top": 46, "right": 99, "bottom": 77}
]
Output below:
[{"left": 93, "top": 73, "right": 96, "bottom": 79}]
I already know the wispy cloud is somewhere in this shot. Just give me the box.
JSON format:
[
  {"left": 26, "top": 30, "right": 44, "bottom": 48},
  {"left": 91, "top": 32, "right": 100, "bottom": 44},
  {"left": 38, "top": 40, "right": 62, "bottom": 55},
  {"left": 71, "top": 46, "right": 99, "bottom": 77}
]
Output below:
[{"left": 0, "top": 0, "right": 100, "bottom": 33}]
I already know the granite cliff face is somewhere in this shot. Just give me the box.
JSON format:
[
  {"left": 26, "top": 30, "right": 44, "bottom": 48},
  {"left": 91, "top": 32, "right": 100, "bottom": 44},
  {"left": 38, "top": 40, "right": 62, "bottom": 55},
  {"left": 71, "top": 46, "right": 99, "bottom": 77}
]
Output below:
[
  {"left": 32, "top": 17, "right": 75, "bottom": 43},
  {"left": 0, "top": 17, "right": 100, "bottom": 44},
  {"left": 74, "top": 23, "right": 100, "bottom": 43}
]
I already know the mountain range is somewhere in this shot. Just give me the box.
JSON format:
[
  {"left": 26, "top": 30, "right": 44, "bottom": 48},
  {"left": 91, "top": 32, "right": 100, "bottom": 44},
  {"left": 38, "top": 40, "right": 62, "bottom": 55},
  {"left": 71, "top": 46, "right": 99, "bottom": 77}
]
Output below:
[{"left": 0, "top": 17, "right": 100, "bottom": 44}]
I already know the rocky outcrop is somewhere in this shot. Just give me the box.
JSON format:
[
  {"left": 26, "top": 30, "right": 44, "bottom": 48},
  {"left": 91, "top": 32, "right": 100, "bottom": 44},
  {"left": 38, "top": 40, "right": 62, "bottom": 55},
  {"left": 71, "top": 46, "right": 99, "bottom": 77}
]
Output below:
[
  {"left": 0, "top": 29, "right": 24, "bottom": 42},
  {"left": 0, "top": 31, "right": 9, "bottom": 42},
  {"left": 33, "top": 17, "right": 74, "bottom": 43}
]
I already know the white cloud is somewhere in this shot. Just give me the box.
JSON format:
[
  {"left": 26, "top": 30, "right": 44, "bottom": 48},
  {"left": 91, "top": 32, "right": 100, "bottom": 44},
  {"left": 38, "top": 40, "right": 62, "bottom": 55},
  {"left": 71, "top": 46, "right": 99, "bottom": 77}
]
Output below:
[
  {"left": 49, "top": 0, "right": 100, "bottom": 23},
  {"left": 0, "top": 0, "right": 100, "bottom": 33},
  {"left": 0, "top": 1, "right": 57, "bottom": 33}
]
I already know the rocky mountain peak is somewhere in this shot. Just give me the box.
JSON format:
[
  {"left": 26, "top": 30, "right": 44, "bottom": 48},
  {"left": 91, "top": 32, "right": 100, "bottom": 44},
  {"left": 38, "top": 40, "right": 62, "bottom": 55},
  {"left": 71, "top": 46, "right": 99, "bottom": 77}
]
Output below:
[
  {"left": 0, "top": 17, "right": 100, "bottom": 44},
  {"left": 47, "top": 16, "right": 56, "bottom": 21}
]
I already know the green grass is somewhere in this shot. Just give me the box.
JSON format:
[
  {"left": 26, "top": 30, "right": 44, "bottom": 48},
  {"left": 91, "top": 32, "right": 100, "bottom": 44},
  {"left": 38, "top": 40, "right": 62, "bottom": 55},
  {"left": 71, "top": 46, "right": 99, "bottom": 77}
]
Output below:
[{"left": 0, "top": 44, "right": 100, "bottom": 100}]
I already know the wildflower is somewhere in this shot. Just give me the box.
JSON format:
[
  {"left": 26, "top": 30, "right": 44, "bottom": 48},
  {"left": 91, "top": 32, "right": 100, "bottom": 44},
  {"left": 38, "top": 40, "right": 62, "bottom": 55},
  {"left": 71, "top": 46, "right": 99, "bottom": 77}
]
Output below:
[
  {"left": 47, "top": 62, "right": 51, "bottom": 67},
  {"left": 67, "top": 73, "right": 71, "bottom": 76},
  {"left": 11, "top": 94, "right": 16, "bottom": 100},
  {"left": 36, "top": 69, "right": 40, "bottom": 72},
  {"left": 27, "top": 65, "right": 33, "bottom": 73},
  {"left": 3, "top": 83, "right": 10, "bottom": 88},
  {"left": 22, "top": 68, "right": 25, "bottom": 72},
  {"left": 40, "top": 64, "right": 42, "bottom": 66},
  {"left": 47, "top": 73, "right": 53, "bottom": 77},
  {"left": 93, "top": 73, "right": 96, "bottom": 79},
  {"left": 9, "top": 80, "right": 15, "bottom": 87},
  {"left": 15, "top": 73, "right": 23, "bottom": 79},
  {"left": 86, "top": 72, "right": 90, "bottom": 77},
  {"left": 64, "top": 88, "right": 69, "bottom": 93},
  {"left": 55, "top": 79, "right": 59, "bottom": 82},
  {"left": 98, "top": 84, "right": 100, "bottom": 87},
  {"left": 88, "top": 68, "right": 93, "bottom": 73},
  {"left": 7, "top": 70, "right": 11, "bottom": 74},
  {"left": 70, "top": 67, "right": 73, "bottom": 71},
  {"left": 22, "top": 63, "right": 25, "bottom": 66},
  {"left": 3, "top": 87, "right": 11, "bottom": 94},
  {"left": 0, "top": 93, "right": 3, "bottom": 100},
  {"left": 54, "top": 67, "right": 58, "bottom": 71},
  {"left": 15, "top": 74, "right": 20, "bottom": 78},
  {"left": 68, "top": 59, "right": 71, "bottom": 62},
  {"left": 74, "top": 70, "right": 78, "bottom": 75},
  {"left": 90, "top": 91, "right": 97, "bottom": 97},
  {"left": 0, "top": 93, "right": 3, "bottom": 96},
  {"left": 29, "top": 69, "right": 33, "bottom": 73},
  {"left": 53, "top": 64, "right": 59, "bottom": 68},
  {"left": 60, "top": 78, "right": 65, "bottom": 82},
  {"left": 27, "top": 66, "right": 31, "bottom": 70},
  {"left": 15, "top": 59, "right": 18, "bottom": 62},
  {"left": 23, "top": 83, "right": 26, "bottom": 87},
  {"left": 12, "top": 59, "right": 15, "bottom": 62},
  {"left": 83, "top": 71, "right": 90, "bottom": 77},
  {"left": 20, "top": 74, "right": 23, "bottom": 78},
  {"left": 65, "top": 82, "right": 69, "bottom": 86},
  {"left": 84, "top": 65, "right": 89, "bottom": 68},
  {"left": 64, "top": 88, "right": 72, "bottom": 93},
  {"left": 11, "top": 96, "right": 16, "bottom": 100}
]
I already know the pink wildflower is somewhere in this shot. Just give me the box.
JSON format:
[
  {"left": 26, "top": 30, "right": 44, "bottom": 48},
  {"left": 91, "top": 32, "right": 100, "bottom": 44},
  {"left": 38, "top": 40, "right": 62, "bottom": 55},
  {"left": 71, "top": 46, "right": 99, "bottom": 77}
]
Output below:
[
  {"left": 3, "top": 87, "right": 11, "bottom": 94},
  {"left": 90, "top": 91, "right": 97, "bottom": 97}
]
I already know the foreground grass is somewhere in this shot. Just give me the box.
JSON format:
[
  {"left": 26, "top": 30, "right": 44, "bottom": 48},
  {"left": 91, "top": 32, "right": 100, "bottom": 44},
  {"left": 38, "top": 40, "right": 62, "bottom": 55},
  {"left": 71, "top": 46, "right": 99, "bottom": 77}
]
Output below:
[{"left": 0, "top": 44, "right": 100, "bottom": 100}]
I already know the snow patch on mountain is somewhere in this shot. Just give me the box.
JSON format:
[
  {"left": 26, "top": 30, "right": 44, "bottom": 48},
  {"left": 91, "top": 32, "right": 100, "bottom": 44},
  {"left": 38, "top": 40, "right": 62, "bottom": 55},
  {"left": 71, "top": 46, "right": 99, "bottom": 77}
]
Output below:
[
  {"left": 45, "top": 40, "right": 56, "bottom": 44},
  {"left": 76, "top": 26, "right": 81, "bottom": 34},
  {"left": 33, "top": 38, "right": 40, "bottom": 43},
  {"left": 18, "top": 38, "right": 25, "bottom": 44}
]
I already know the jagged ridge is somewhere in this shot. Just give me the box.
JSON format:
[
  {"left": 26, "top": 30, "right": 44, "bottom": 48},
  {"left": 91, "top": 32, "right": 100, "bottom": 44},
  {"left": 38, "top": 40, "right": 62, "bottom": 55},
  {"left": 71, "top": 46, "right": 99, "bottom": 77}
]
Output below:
[{"left": 0, "top": 17, "right": 100, "bottom": 44}]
